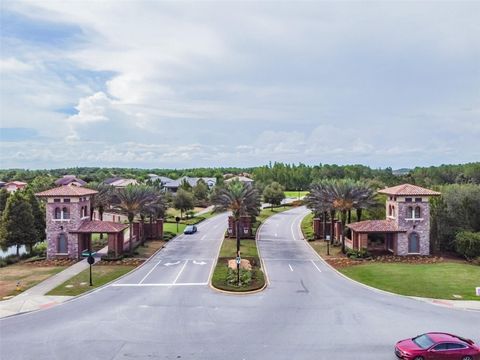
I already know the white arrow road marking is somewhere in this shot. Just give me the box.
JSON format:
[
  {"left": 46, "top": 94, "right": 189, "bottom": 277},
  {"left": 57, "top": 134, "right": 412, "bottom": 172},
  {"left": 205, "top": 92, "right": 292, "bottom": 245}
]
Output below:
[
  {"left": 288, "top": 264, "right": 294, "bottom": 272},
  {"left": 164, "top": 261, "right": 181, "bottom": 267},
  {"left": 193, "top": 260, "right": 207, "bottom": 265}
]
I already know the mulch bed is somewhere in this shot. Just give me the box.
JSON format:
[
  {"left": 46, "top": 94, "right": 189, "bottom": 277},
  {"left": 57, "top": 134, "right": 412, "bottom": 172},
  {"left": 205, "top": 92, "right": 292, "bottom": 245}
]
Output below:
[
  {"left": 96, "top": 258, "right": 145, "bottom": 266},
  {"left": 326, "top": 255, "right": 445, "bottom": 269},
  {"left": 23, "top": 259, "right": 78, "bottom": 267}
]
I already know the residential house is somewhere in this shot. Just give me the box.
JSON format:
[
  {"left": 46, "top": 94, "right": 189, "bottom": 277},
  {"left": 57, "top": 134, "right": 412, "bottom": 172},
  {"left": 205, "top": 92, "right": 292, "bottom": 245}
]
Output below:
[
  {"left": 4, "top": 181, "right": 27, "bottom": 193},
  {"left": 55, "top": 175, "right": 87, "bottom": 187}
]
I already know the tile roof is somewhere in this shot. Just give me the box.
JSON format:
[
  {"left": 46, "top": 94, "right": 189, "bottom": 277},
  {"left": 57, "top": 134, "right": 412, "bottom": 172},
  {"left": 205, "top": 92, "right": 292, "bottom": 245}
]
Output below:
[
  {"left": 72, "top": 220, "right": 128, "bottom": 233},
  {"left": 55, "top": 176, "right": 87, "bottom": 186},
  {"left": 378, "top": 183, "right": 441, "bottom": 196},
  {"left": 347, "top": 220, "right": 407, "bottom": 233},
  {"left": 36, "top": 186, "right": 98, "bottom": 197}
]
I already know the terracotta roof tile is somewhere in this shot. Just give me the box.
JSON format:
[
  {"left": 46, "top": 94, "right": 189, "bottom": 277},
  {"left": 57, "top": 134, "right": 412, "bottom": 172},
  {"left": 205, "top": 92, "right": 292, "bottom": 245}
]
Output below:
[
  {"left": 36, "top": 186, "right": 98, "bottom": 197},
  {"left": 347, "top": 220, "right": 407, "bottom": 233},
  {"left": 72, "top": 220, "right": 128, "bottom": 233},
  {"left": 378, "top": 183, "right": 441, "bottom": 196}
]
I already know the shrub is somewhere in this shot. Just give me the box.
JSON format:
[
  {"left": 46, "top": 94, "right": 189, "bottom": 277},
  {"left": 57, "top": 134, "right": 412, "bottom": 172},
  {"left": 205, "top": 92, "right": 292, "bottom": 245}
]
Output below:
[
  {"left": 33, "top": 241, "right": 47, "bottom": 256},
  {"left": 346, "top": 248, "right": 372, "bottom": 259},
  {"left": 162, "top": 231, "right": 176, "bottom": 241},
  {"left": 455, "top": 231, "right": 480, "bottom": 260},
  {"left": 226, "top": 268, "right": 253, "bottom": 286}
]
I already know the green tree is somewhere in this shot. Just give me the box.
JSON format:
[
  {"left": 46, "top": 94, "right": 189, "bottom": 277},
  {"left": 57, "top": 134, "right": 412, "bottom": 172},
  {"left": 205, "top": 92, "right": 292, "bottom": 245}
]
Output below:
[
  {"left": 0, "top": 189, "right": 9, "bottom": 215},
  {"left": 24, "top": 189, "right": 46, "bottom": 243},
  {"left": 212, "top": 180, "right": 261, "bottom": 253},
  {"left": 193, "top": 179, "right": 209, "bottom": 207},
  {"left": 173, "top": 189, "right": 194, "bottom": 219},
  {"left": 115, "top": 185, "right": 154, "bottom": 254},
  {"left": 262, "top": 182, "right": 285, "bottom": 210},
  {"left": 0, "top": 191, "right": 37, "bottom": 254}
]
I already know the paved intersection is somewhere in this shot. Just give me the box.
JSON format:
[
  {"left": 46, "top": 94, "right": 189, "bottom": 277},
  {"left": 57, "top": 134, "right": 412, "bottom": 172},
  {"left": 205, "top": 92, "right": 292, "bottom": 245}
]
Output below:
[{"left": 0, "top": 208, "right": 478, "bottom": 360}]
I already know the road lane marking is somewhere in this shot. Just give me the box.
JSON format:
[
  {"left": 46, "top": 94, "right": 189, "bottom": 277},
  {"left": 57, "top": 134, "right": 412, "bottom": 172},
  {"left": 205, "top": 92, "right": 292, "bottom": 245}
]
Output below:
[
  {"left": 164, "top": 261, "right": 181, "bottom": 267},
  {"left": 173, "top": 260, "right": 188, "bottom": 284},
  {"left": 139, "top": 260, "right": 162, "bottom": 284},
  {"left": 193, "top": 260, "right": 207, "bottom": 265},
  {"left": 112, "top": 282, "right": 208, "bottom": 287},
  {"left": 311, "top": 260, "right": 322, "bottom": 273},
  {"left": 288, "top": 264, "right": 294, "bottom": 272}
]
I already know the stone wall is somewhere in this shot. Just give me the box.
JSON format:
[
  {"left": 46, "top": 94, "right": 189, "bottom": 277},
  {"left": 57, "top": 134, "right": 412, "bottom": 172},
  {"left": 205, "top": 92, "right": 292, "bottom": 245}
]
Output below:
[{"left": 395, "top": 201, "right": 431, "bottom": 255}]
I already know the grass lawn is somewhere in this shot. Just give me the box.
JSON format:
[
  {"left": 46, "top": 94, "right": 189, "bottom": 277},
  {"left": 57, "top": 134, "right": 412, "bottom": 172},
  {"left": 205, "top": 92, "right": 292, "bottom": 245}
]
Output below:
[
  {"left": 284, "top": 191, "right": 309, "bottom": 198},
  {"left": 0, "top": 264, "right": 66, "bottom": 299},
  {"left": 340, "top": 262, "right": 480, "bottom": 301},
  {"left": 301, "top": 212, "right": 315, "bottom": 241},
  {"left": 47, "top": 265, "right": 135, "bottom": 297},
  {"left": 308, "top": 240, "right": 343, "bottom": 258},
  {"left": 163, "top": 222, "right": 186, "bottom": 235},
  {"left": 219, "top": 239, "right": 258, "bottom": 258}
]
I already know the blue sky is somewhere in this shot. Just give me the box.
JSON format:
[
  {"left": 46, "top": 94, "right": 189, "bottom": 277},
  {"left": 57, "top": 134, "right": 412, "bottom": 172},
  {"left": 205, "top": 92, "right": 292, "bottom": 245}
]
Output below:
[{"left": 0, "top": 1, "right": 479, "bottom": 169}]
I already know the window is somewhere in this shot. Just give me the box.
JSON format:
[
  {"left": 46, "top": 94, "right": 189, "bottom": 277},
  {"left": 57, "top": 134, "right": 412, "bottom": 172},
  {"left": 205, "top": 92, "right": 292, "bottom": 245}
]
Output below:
[
  {"left": 405, "top": 197, "right": 412, "bottom": 202},
  {"left": 414, "top": 206, "right": 421, "bottom": 218},
  {"left": 388, "top": 205, "right": 392, "bottom": 216},
  {"left": 63, "top": 198, "right": 71, "bottom": 203},
  {"left": 54, "top": 198, "right": 61, "bottom": 203},
  {"left": 415, "top": 197, "right": 422, "bottom": 202},
  {"left": 54, "top": 207, "right": 61, "bottom": 219},
  {"left": 408, "top": 232, "right": 420, "bottom": 253},
  {"left": 62, "top": 207, "right": 70, "bottom": 219},
  {"left": 446, "top": 343, "right": 467, "bottom": 350},
  {"left": 432, "top": 343, "right": 448, "bottom": 351},
  {"left": 58, "top": 233, "right": 68, "bottom": 253},
  {"left": 406, "top": 206, "right": 414, "bottom": 218}
]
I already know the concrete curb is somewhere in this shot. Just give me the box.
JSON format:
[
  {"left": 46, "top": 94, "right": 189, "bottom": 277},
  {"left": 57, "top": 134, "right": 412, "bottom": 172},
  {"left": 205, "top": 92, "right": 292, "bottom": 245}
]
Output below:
[{"left": 300, "top": 213, "right": 480, "bottom": 313}]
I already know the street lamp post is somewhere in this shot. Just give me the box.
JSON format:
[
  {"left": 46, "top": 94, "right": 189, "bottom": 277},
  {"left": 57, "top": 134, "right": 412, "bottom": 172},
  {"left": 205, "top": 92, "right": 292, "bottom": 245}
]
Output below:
[{"left": 87, "top": 250, "right": 95, "bottom": 286}]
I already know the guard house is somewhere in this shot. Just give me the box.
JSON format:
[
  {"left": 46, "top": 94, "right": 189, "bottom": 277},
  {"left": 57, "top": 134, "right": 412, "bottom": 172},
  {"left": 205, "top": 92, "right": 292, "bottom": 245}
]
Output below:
[
  {"left": 346, "top": 184, "right": 441, "bottom": 256},
  {"left": 36, "top": 186, "right": 128, "bottom": 259}
]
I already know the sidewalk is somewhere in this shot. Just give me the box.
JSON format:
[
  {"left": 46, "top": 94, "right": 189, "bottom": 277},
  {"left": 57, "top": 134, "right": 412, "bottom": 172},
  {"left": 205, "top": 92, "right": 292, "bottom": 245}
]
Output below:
[{"left": 0, "top": 233, "right": 127, "bottom": 319}]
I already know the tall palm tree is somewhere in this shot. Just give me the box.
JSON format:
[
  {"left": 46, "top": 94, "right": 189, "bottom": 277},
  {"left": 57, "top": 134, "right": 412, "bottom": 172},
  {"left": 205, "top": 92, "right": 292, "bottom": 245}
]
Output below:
[
  {"left": 140, "top": 187, "right": 166, "bottom": 245},
  {"left": 305, "top": 181, "right": 332, "bottom": 240},
  {"left": 115, "top": 185, "right": 154, "bottom": 254},
  {"left": 353, "top": 183, "right": 378, "bottom": 222},
  {"left": 212, "top": 181, "right": 261, "bottom": 253},
  {"left": 88, "top": 183, "right": 113, "bottom": 239}
]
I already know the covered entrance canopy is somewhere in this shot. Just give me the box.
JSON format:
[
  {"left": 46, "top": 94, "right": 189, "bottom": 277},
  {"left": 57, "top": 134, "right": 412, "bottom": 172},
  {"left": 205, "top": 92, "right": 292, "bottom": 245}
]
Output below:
[
  {"left": 70, "top": 220, "right": 128, "bottom": 258},
  {"left": 346, "top": 220, "right": 407, "bottom": 255}
]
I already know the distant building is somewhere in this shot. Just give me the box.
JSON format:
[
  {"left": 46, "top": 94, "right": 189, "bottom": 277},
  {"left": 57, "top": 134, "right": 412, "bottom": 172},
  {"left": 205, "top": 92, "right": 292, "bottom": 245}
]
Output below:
[
  {"left": 55, "top": 175, "right": 86, "bottom": 187},
  {"left": 346, "top": 184, "right": 441, "bottom": 256},
  {"left": 148, "top": 174, "right": 174, "bottom": 185},
  {"left": 224, "top": 176, "right": 254, "bottom": 185},
  {"left": 164, "top": 176, "right": 216, "bottom": 192},
  {"left": 4, "top": 181, "right": 27, "bottom": 193},
  {"left": 103, "top": 177, "right": 138, "bottom": 188},
  {"left": 0, "top": 181, "right": 5, "bottom": 188}
]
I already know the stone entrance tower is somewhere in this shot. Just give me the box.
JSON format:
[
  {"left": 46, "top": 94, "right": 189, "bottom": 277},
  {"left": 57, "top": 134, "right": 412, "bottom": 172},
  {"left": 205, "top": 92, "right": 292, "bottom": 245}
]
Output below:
[
  {"left": 378, "top": 184, "right": 441, "bottom": 255},
  {"left": 36, "top": 186, "right": 98, "bottom": 259}
]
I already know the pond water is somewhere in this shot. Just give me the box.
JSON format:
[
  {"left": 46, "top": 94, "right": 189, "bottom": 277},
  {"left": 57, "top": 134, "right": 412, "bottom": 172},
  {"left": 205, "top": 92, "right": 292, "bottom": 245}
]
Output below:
[{"left": 0, "top": 245, "right": 27, "bottom": 259}]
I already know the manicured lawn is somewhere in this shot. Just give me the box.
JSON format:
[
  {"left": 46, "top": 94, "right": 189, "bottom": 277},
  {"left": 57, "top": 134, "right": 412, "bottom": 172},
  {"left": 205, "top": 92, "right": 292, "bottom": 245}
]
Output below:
[
  {"left": 47, "top": 265, "right": 135, "bottom": 296},
  {"left": 219, "top": 239, "right": 258, "bottom": 258},
  {"left": 134, "top": 240, "right": 166, "bottom": 258},
  {"left": 284, "top": 191, "right": 308, "bottom": 198},
  {"left": 301, "top": 212, "right": 315, "bottom": 241},
  {"left": 0, "top": 264, "right": 66, "bottom": 299},
  {"left": 163, "top": 222, "right": 186, "bottom": 235},
  {"left": 308, "top": 240, "right": 343, "bottom": 258},
  {"left": 340, "top": 262, "right": 480, "bottom": 301}
]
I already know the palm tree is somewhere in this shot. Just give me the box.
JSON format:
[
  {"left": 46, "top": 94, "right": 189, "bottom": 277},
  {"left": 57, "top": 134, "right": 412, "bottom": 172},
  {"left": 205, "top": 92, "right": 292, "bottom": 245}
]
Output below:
[
  {"left": 212, "top": 181, "right": 261, "bottom": 253},
  {"left": 87, "top": 183, "right": 113, "bottom": 239},
  {"left": 305, "top": 181, "right": 333, "bottom": 240},
  {"left": 115, "top": 185, "right": 154, "bottom": 254},
  {"left": 140, "top": 187, "right": 166, "bottom": 245},
  {"left": 353, "top": 182, "right": 378, "bottom": 222}
]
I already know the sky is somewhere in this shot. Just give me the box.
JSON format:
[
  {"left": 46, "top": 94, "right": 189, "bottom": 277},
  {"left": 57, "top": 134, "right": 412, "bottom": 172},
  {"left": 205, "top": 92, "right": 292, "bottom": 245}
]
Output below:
[{"left": 0, "top": 1, "right": 479, "bottom": 170}]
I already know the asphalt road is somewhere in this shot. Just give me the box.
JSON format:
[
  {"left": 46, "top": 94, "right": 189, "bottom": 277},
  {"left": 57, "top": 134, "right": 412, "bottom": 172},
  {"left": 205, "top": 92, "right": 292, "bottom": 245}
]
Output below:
[{"left": 0, "top": 208, "right": 478, "bottom": 360}]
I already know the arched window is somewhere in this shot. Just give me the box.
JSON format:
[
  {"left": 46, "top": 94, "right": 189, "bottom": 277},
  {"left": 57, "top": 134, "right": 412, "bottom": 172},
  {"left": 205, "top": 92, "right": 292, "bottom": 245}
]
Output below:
[
  {"left": 62, "top": 207, "right": 70, "bottom": 219},
  {"left": 388, "top": 205, "right": 392, "bottom": 216},
  {"left": 414, "top": 206, "right": 421, "bottom": 219},
  {"left": 54, "top": 207, "right": 61, "bottom": 219},
  {"left": 406, "top": 206, "right": 413, "bottom": 218},
  {"left": 58, "top": 233, "right": 68, "bottom": 253},
  {"left": 391, "top": 206, "right": 395, "bottom": 217},
  {"left": 408, "top": 232, "right": 420, "bottom": 253}
]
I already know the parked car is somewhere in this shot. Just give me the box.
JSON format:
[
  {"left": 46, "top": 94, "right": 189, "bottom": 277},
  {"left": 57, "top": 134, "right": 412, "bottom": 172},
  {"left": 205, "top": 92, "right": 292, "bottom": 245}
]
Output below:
[
  {"left": 395, "top": 332, "right": 480, "bottom": 360},
  {"left": 183, "top": 225, "right": 197, "bottom": 234}
]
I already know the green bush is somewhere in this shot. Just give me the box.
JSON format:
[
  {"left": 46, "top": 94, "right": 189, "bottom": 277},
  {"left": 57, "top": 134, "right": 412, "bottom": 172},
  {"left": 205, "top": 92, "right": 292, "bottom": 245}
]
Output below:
[
  {"left": 346, "top": 248, "right": 372, "bottom": 259},
  {"left": 33, "top": 241, "right": 47, "bottom": 256},
  {"left": 455, "top": 231, "right": 480, "bottom": 260},
  {"left": 163, "top": 231, "right": 176, "bottom": 241},
  {"left": 226, "top": 267, "right": 253, "bottom": 286}
]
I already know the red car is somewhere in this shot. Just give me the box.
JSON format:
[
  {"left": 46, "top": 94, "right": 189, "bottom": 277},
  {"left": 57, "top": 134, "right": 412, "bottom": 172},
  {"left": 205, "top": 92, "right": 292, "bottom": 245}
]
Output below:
[{"left": 395, "top": 332, "right": 480, "bottom": 360}]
